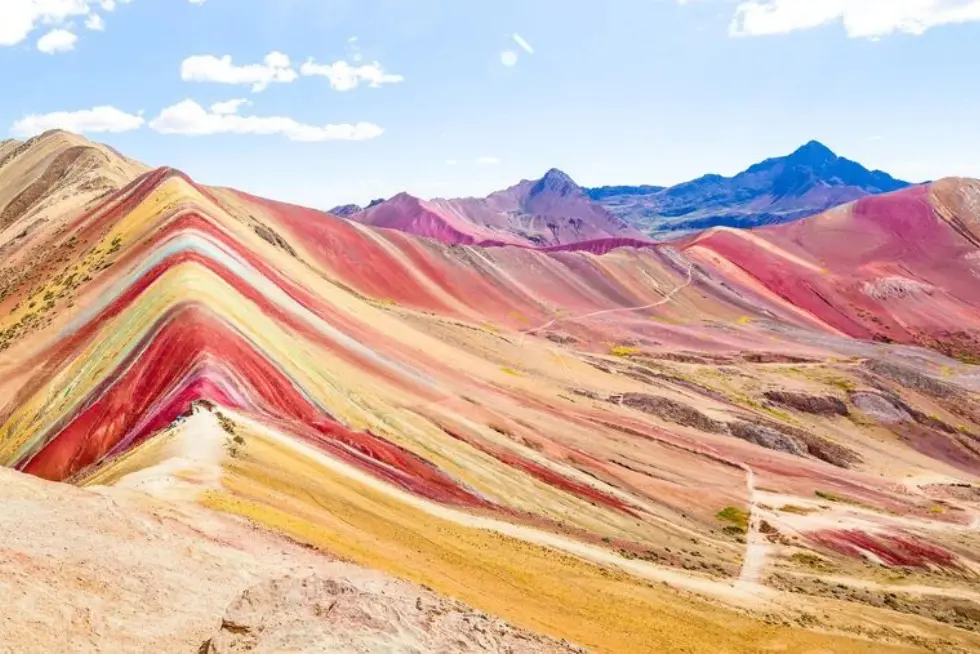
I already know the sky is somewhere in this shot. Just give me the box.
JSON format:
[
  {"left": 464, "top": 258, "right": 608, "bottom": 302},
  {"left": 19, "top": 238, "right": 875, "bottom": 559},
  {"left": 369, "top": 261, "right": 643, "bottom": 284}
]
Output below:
[{"left": 1, "top": 0, "right": 979, "bottom": 208}]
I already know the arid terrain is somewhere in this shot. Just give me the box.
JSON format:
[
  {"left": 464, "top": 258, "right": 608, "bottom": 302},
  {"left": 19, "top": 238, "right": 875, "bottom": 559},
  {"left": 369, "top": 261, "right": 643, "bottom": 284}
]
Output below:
[{"left": 2, "top": 130, "right": 980, "bottom": 653}]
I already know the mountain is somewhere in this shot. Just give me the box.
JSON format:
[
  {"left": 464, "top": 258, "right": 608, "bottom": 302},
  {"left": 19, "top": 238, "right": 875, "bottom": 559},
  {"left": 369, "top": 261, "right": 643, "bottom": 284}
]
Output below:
[
  {"left": 328, "top": 198, "right": 384, "bottom": 217},
  {"left": 335, "top": 142, "right": 909, "bottom": 245},
  {"left": 345, "top": 168, "right": 646, "bottom": 246},
  {"left": 587, "top": 140, "right": 911, "bottom": 238},
  {"left": 0, "top": 129, "right": 146, "bottom": 237},
  {"left": 3, "top": 134, "right": 980, "bottom": 653}
]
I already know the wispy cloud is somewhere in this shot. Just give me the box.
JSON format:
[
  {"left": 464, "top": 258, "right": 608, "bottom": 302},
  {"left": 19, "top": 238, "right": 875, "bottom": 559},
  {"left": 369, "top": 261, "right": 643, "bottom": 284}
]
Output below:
[
  {"left": 37, "top": 29, "right": 77, "bottom": 54},
  {"left": 300, "top": 59, "right": 404, "bottom": 91},
  {"left": 512, "top": 33, "right": 534, "bottom": 54},
  {"left": 723, "top": 0, "right": 980, "bottom": 39},
  {"left": 180, "top": 52, "right": 298, "bottom": 93},
  {"left": 10, "top": 105, "right": 145, "bottom": 137},
  {"left": 149, "top": 98, "right": 383, "bottom": 142}
]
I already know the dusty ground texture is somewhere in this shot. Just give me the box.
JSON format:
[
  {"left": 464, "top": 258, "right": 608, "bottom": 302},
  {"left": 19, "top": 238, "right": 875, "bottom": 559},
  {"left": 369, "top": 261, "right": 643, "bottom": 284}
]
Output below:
[
  {"left": 202, "top": 575, "right": 586, "bottom": 654},
  {"left": 0, "top": 468, "right": 581, "bottom": 654}
]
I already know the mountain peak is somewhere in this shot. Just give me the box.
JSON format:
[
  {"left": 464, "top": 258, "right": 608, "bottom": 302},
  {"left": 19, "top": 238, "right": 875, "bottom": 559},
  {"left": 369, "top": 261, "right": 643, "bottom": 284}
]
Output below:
[
  {"left": 531, "top": 168, "right": 581, "bottom": 197},
  {"left": 789, "top": 140, "right": 837, "bottom": 163}
]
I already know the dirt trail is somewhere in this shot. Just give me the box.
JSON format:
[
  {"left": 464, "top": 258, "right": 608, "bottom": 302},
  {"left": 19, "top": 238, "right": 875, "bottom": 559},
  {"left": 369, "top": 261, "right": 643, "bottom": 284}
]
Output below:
[
  {"left": 519, "top": 258, "right": 694, "bottom": 344},
  {"left": 736, "top": 464, "right": 768, "bottom": 587},
  {"left": 235, "top": 408, "right": 775, "bottom": 605}
]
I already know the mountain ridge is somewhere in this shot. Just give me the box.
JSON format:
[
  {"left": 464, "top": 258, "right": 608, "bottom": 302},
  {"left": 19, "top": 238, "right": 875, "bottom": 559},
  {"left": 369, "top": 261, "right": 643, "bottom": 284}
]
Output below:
[
  {"left": 331, "top": 141, "right": 911, "bottom": 245},
  {"left": 588, "top": 140, "right": 911, "bottom": 238}
]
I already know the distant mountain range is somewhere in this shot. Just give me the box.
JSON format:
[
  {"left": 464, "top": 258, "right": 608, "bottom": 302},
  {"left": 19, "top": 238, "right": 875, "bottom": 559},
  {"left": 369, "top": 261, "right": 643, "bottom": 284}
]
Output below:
[
  {"left": 330, "top": 141, "right": 912, "bottom": 245},
  {"left": 586, "top": 140, "right": 911, "bottom": 238},
  {"left": 335, "top": 168, "right": 643, "bottom": 246}
]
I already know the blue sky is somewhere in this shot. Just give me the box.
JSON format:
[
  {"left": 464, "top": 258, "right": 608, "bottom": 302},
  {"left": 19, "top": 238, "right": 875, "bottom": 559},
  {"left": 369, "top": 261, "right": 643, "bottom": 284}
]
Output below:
[{"left": 2, "top": 0, "right": 979, "bottom": 208}]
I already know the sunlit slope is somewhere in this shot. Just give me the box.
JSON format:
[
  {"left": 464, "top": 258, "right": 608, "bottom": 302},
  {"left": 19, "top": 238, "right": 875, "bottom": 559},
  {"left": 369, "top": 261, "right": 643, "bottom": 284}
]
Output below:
[
  {"left": 686, "top": 180, "right": 980, "bottom": 360},
  {"left": 2, "top": 139, "right": 980, "bottom": 652}
]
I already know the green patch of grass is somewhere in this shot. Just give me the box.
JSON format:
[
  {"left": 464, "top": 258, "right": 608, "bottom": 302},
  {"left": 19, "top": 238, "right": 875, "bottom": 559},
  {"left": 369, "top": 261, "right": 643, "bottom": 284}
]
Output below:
[
  {"left": 780, "top": 505, "right": 815, "bottom": 515},
  {"left": 610, "top": 345, "right": 641, "bottom": 358},
  {"left": 716, "top": 506, "right": 749, "bottom": 534}
]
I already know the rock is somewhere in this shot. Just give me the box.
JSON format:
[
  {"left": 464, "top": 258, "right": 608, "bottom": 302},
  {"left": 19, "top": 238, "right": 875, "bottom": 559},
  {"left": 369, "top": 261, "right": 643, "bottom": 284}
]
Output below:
[
  {"left": 849, "top": 390, "right": 912, "bottom": 424},
  {"left": 863, "top": 360, "right": 956, "bottom": 399},
  {"left": 544, "top": 331, "right": 577, "bottom": 344},
  {"left": 728, "top": 421, "right": 808, "bottom": 457},
  {"left": 610, "top": 393, "right": 727, "bottom": 433},
  {"left": 762, "top": 391, "right": 848, "bottom": 417}
]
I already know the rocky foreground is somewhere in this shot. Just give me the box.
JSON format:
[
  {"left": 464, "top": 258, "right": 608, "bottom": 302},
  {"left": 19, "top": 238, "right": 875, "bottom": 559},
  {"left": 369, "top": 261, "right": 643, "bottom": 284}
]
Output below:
[{"left": 0, "top": 467, "right": 581, "bottom": 654}]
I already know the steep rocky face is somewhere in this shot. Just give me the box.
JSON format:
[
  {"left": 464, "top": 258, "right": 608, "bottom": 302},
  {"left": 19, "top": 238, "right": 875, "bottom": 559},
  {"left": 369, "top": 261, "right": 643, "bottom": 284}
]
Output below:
[
  {"left": 328, "top": 203, "right": 363, "bottom": 218},
  {"left": 529, "top": 168, "right": 581, "bottom": 198}
]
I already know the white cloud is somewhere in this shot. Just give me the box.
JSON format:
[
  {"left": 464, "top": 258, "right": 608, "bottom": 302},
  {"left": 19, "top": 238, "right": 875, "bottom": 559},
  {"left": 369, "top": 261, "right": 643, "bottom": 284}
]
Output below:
[
  {"left": 37, "top": 29, "right": 78, "bottom": 54},
  {"left": 10, "top": 105, "right": 144, "bottom": 137},
  {"left": 85, "top": 13, "right": 105, "bottom": 30},
  {"left": 475, "top": 156, "right": 501, "bottom": 165},
  {"left": 727, "top": 0, "right": 980, "bottom": 38},
  {"left": 445, "top": 159, "right": 458, "bottom": 165},
  {"left": 512, "top": 33, "right": 534, "bottom": 54},
  {"left": 149, "top": 99, "right": 384, "bottom": 142},
  {"left": 299, "top": 59, "right": 404, "bottom": 91},
  {"left": 210, "top": 98, "right": 250, "bottom": 115},
  {"left": 0, "top": 0, "right": 136, "bottom": 47},
  {"left": 499, "top": 50, "right": 518, "bottom": 66},
  {"left": 180, "top": 52, "right": 298, "bottom": 92}
]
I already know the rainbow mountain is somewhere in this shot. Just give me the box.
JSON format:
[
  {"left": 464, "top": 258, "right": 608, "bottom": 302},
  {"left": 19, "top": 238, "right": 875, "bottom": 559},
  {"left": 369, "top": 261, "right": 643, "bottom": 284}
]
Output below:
[{"left": 2, "top": 130, "right": 980, "bottom": 653}]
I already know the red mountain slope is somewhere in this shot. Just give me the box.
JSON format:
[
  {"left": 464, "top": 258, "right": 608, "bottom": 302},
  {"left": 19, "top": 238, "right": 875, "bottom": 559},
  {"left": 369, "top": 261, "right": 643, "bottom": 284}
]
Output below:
[{"left": 683, "top": 178, "right": 980, "bottom": 359}]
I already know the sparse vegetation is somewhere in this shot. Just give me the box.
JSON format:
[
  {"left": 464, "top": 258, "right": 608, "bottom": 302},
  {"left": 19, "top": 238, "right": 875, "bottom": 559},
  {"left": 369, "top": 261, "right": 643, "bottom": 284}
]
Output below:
[
  {"left": 216, "top": 411, "right": 246, "bottom": 456},
  {"left": 780, "top": 505, "right": 815, "bottom": 515},
  {"left": 826, "top": 377, "right": 856, "bottom": 392},
  {"left": 610, "top": 345, "right": 640, "bottom": 357},
  {"left": 791, "top": 551, "right": 834, "bottom": 570},
  {"left": 716, "top": 506, "right": 749, "bottom": 534},
  {"left": 500, "top": 366, "right": 523, "bottom": 376}
]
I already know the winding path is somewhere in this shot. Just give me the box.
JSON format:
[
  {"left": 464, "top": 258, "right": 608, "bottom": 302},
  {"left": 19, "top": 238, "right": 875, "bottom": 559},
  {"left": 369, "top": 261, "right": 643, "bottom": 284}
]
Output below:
[{"left": 518, "top": 258, "right": 694, "bottom": 345}]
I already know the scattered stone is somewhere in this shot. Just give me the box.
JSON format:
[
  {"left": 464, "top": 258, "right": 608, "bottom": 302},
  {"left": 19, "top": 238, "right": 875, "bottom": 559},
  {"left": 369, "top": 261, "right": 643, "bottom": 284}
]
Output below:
[
  {"left": 863, "top": 359, "right": 955, "bottom": 399},
  {"left": 763, "top": 390, "right": 849, "bottom": 417},
  {"left": 610, "top": 393, "right": 727, "bottom": 433},
  {"left": 729, "top": 421, "right": 808, "bottom": 457},
  {"left": 544, "top": 331, "right": 577, "bottom": 344}
]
